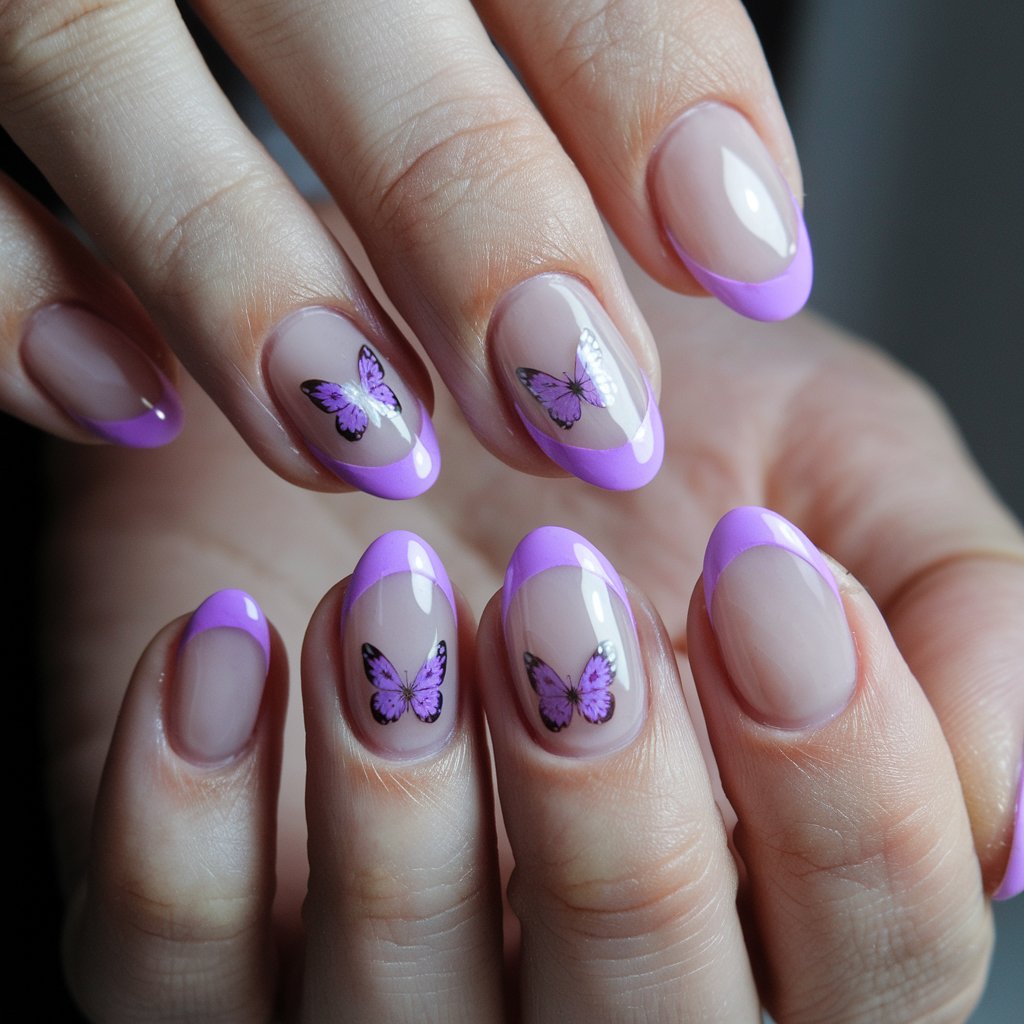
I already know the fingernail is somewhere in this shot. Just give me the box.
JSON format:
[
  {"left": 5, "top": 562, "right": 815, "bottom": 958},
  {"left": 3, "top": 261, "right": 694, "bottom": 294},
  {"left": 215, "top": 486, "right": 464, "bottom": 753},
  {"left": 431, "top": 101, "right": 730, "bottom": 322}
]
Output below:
[
  {"left": 20, "top": 303, "right": 183, "bottom": 446},
  {"left": 994, "top": 748, "right": 1024, "bottom": 901},
  {"left": 266, "top": 307, "right": 440, "bottom": 499},
  {"left": 490, "top": 273, "right": 663, "bottom": 490},
  {"left": 171, "top": 590, "right": 271, "bottom": 765},
  {"left": 502, "top": 526, "right": 644, "bottom": 756},
  {"left": 703, "top": 506, "right": 856, "bottom": 730},
  {"left": 650, "top": 103, "right": 812, "bottom": 321},
  {"left": 340, "top": 531, "right": 457, "bottom": 760}
]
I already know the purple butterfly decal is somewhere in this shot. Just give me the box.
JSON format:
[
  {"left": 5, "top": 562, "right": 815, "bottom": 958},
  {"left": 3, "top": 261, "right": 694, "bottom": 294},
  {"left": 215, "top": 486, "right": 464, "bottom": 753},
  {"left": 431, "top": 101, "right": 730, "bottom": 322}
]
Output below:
[
  {"left": 362, "top": 640, "right": 446, "bottom": 725},
  {"left": 301, "top": 345, "right": 401, "bottom": 441},
  {"left": 523, "top": 641, "right": 616, "bottom": 732},
  {"left": 516, "top": 328, "right": 617, "bottom": 429}
]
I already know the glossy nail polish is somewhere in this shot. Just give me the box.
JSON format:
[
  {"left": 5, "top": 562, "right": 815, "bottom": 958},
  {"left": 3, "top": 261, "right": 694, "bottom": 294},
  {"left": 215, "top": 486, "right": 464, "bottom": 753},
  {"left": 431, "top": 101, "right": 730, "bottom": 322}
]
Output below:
[
  {"left": 994, "top": 750, "right": 1024, "bottom": 901},
  {"left": 266, "top": 307, "right": 439, "bottom": 499},
  {"left": 703, "top": 506, "right": 856, "bottom": 729},
  {"left": 502, "top": 526, "right": 645, "bottom": 756},
  {"left": 490, "top": 274, "right": 663, "bottom": 490},
  {"left": 171, "top": 589, "right": 270, "bottom": 764},
  {"left": 21, "top": 304, "right": 183, "bottom": 446},
  {"left": 340, "top": 531, "right": 457, "bottom": 759},
  {"left": 650, "top": 103, "right": 812, "bottom": 321}
]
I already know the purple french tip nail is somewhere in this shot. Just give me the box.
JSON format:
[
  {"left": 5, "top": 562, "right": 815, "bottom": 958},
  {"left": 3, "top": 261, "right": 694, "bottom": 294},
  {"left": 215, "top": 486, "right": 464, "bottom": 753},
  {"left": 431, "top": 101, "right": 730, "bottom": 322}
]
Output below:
[
  {"left": 77, "top": 371, "right": 184, "bottom": 448},
  {"left": 670, "top": 204, "right": 813, "bottom": 323},
  {"left": 266, "top": 306, "right": 441, "bottom": 501},
  {"left": 342, "top": 530, "right": 456, "bottom": 625},
  {"left": 502, "top": 525, "right": 633, "bottom": 627},
  {"left": 180, "top": 589, "right": 270, "bottom": 670},
  {"left": 515, "top": 375, "right": 665, "bottom": 491},
  {"left": 994, "top": 750, "right": 1024, "bottom": 901},
  {"left": 703, "top": 506, "right": 839, "bottom": 622},
  {"left": 650, "top": 102, "right": 813, "bottom": 322},
  {"left": 307, "top": 400, "right": 441, "bottom": 500},
  {"left": 20, "top": 303, "right": 184, "bottom": 448}
]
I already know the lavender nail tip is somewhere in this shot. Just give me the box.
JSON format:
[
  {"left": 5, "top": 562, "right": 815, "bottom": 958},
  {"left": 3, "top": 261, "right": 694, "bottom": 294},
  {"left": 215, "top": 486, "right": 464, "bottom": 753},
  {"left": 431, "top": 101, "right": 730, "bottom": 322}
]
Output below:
[
  {"left": 343, "top": 530, "right": 455, "bottom": 622},
  {"left": 703, "top": 506, "right": 837, "bottom": 618},
  {"left": 677, "top": 201, "right": 813, "bottom": 322},
  {"left": 994, "top": 755, "right": 1024, "bottom": 901},
  {"left": 502, "top": 526, "right": 631, "bottom": 624},
  {"left": 311, "top": 399, "right": 440, "bottom": 500},
  {"left": 80, "top": 371, "right": 184, "bottom": 448},
  {"left": 518, "top": 377, "right": 664, "bottom": 491},
  {"left": 181, "top": 589, "right": 270, "bottom": 670}
]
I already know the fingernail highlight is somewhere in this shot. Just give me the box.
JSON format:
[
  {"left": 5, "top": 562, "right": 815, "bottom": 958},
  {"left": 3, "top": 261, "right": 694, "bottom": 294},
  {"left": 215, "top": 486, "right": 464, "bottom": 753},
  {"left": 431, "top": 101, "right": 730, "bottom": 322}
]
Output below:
[
  {"left": 502, "top": 526, "right": 644, "bottom": 756},
  {"left": 490, "top": 273, "right": 663, "bottom": 490},
  {"left": 21, "top": 304, "right": 183, "bottom": 446},
  {"left": 266, "top": 307, "right": 439, "bottom": 499},
  {"left": 171, "top": 589, "right": 270, "bottom": 765},
  {"left": 994, "top": 749, "right": 1024, "bottom": 901},
  {"left": 703, "top": 507, "right": 856, "bottom": 730},
  {"left": 340, "top": 531, "right": 457, "bottom": 760},
  {"left": 650, "top": 103, "right": 812, "bottom": 321}
]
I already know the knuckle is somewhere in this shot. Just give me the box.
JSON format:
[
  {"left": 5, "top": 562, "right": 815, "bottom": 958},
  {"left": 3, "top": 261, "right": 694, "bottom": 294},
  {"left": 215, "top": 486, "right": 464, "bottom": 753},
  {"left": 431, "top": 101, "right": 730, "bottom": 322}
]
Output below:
[
  {"left": 0, "top": 0, "right": 143, "bottom": 115},
  {"left": 352, "top": 86, "right": 559, "bottom": 248}
]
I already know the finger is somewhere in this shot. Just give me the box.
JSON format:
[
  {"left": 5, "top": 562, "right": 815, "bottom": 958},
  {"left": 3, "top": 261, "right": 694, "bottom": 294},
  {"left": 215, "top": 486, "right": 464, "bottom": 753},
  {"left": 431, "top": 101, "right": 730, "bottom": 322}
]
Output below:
[
  {"left": 480, "top": 526, "right": 760, "bottom": 1022},
  {"left": 690, "top": 508, "right": 992, "bottom": 1023},
  {"left": 772, "top": 352, "right": 1024, "bottom": 897},
  {"left": 195, "top": 0, "right": 665, "bottom": 491},
  {"left": 300, "top": 532, "right": 503, "bottom": 1021},
  {"left": 63, "top": 589, "right": 284, "bottom": 1022},
  {"left": 0, "top": 2, "right": 439, "bottom": 497},
  {"left": 0, "top": 175, "right": 182, "bottom": 445},
  {"left": 481, "top": 0, "right": 810, "bottom": 321}
]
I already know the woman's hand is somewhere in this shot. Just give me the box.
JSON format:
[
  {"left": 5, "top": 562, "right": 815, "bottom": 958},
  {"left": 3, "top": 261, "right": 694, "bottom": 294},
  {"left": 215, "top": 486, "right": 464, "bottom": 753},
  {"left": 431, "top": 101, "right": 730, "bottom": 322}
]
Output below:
[
  {"left": 41, "top": 237, "right": 1024, "bottom": 1019},
  {"left": 1, "top": 0, "right": 808, "bottom": 495}
]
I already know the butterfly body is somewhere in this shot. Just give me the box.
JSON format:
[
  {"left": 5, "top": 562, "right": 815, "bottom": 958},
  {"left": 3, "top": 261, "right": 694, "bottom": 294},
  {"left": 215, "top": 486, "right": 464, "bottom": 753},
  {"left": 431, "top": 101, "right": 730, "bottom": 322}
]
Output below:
[
  {"left": 362, "top": 640, "right": 446, "bottom": 724},
  {"left": 301, "top": 345, "right": 401, "bottom": 441},
  {"left": 524, "top": 641, "right": 616, "bottom": 732},
  {"left": 516, "top": 328, "right": 617, "bottom": 429}
]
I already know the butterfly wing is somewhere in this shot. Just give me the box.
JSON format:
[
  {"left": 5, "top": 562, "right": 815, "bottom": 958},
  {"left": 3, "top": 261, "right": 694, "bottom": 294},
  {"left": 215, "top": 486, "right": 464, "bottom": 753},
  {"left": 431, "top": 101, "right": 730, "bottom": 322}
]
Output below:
[
  {"left": 516, "top": 368, "right": 582, "bottom": 429},
  {"left": 524, "top": 651, "right": 575, "bottom": 731},
  {"left": 408, "top": 640, "right": 446, "bottom": 723},
  {"left": 574, "top": 329, "right": 617, "bottom": 409},
  {"left": 357, "top": 345, "right": 402, "bottom": 418},
  {"left": 301, "top": 378, "right": 368, "bottom": 440},
  {"left": 576, "top": 641, "right": 616, "bottom": 724},
  {"left": 362, "top": 642, "right": 409, "bottom": 723}
]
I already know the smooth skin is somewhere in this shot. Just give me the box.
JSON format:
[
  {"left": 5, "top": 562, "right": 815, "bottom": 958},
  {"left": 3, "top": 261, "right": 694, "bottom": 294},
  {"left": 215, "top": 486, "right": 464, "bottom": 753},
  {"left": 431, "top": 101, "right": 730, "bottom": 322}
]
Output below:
[
  {"left": 0, "top": 0, "right": 798, "bottom": 482},
  {"left": 45, "top": 227, "right": 1023, "bottom": 1020}
]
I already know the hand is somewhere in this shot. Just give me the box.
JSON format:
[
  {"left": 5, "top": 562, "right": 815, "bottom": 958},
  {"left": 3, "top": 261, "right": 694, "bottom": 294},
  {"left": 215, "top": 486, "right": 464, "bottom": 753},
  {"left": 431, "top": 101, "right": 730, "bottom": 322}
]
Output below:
[
  {"left": 44, "top": 239, "right": 1024, "bottom": 1019},
  {"left": 1, "top": 0, "right": 808, "bottom": 495}
]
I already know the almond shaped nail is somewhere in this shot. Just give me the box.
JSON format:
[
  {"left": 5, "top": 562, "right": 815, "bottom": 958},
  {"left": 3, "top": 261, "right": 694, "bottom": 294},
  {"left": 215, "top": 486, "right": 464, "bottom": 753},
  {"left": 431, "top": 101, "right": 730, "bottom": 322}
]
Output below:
[
  {"left": 266, "top": 307, "right": 439, "bottom": 499},
  {"left": 21, "top": 304, "right": 183, "bottom": 446},
  {"left": 171, "top": 589, "right": 270, "bottom": 765},
  {"left": 650, "top": 103, "right": 812, "bottom": 321},
  {"left": 503, "top": 526, "right": 644, "bottom": 757},
  {"left": 340, "top": 531, "right": 457, "bottom": 760},
  {"left": 490, "top": 274, "right": 664, "bottom": 490},
  {"left": 703, "top": 507, "right": 856, "bottom": 730}
]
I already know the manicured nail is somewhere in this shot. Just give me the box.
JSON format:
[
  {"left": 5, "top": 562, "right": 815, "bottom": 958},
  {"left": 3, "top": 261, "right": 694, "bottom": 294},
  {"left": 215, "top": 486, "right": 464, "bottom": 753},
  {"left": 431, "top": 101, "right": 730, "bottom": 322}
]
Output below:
[
  {"left": 171, "top": 589, "right": 271, "bottom": 765},
  {"left": 994, "top": 748, "right": 1024, "bottom": 901},
  {"left": 490, "top": 273, "right": 663, "bottom": 490},
  {"left": 703, "top": 507, "right": 856, "bottom": 730},
  {"left": 266, "top": 307, "right": 439, "bottom": 499},
  {"left": 340, "top": 531, "right": 457, "bottom": 760},
  {"left": 20, "top": 304, "right": 183, "bottom": 446},
  {"left": 650, "top": 103, "right": 812, "bottom": 321},
  {"left": 502, "top": 526, "right": 644, "bottom": 756}
]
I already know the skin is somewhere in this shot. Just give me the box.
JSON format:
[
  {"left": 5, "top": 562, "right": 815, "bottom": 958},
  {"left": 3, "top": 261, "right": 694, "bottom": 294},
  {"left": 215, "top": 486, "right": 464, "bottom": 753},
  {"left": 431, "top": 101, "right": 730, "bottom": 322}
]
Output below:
[{"left": 40, "top": 225, "right": 1024, "bottom": 1020}]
